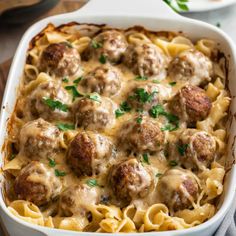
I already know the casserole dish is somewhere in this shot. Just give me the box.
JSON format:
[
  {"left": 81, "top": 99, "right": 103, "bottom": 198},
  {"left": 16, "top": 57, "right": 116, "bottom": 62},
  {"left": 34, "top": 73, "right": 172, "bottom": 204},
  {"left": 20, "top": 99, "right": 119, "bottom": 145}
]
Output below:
[{"left": 0, "top": 0, "right": 236, "bottom": 235}]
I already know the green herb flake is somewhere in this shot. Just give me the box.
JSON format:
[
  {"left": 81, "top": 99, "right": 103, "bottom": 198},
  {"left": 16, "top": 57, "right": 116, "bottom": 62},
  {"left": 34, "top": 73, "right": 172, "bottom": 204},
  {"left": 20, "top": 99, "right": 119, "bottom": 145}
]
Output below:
[
  {"left": 135, "top": 76, "right": 148, "bottom": 81},
  {"left": 156, "top": 173, "right": 163, "bottom": 177},
  {"left": 48, "top": 158, "right": 56, "bottom": 167},
  {"left": 91, "top": 40, "right": 102, "bottom": 49},
  {"left": 86, "top": 93, "right": 101, "bottom": 102},
  {"left": 115, "top": 109, "right": 125, "bottom": 118},
  {"left": 62, "top": 77, "right": 69, "bottom": 83},
  {"left": 120, "top": 101, "right": 132, "bottom": 112},
  {"left": 73, "top": 77, "right": 83, "bottom": 85},
  {"left": 10, "top": 154, "right": 16, "bottom": 160},
  {"left": 65, "top": 86, "right": 83, "bottom": 101},
  {"left": 99, "top": 54, "right": 107, "bottom": 64},
  {"left": 56, "top": 123, "right": 75, "bottom": 131},
  {"left": 134, "top": 88, "right": 157, "bottom": 104},
  {"left": 142, "top": 153, "right": 150, "bottom": 165},
  {"left": 86, "top": 179, "right": 98, "bottom": 187},
  {"left": 169, "top": 81, "right": 177, "bottom": 86},
  {"left": 161, "top": 123, "right": 179, "bottom": 131},
  {"left": 136, "top": 117, "right": 143, "bottom": 124},
  {"left": 55, "top": 169, "right": 66, "bottom": 177},
  {"left": 177, "top": 143, "right": 189, "bottom": 156},
  {"left": 152, "top": 80, "right": 160, "bottom": 84},
  {"left": 149, "top": 105, "right": 165, "bottom": 118},
  {"left": 64, "top": 41, "right": 73, "bottom": 48},
  {"left": 163, "top": 0, "right": 189, "bottom": 12},
  {"left": 169, "top": 160, "right": 178, "bottom": 167},
  {"left": 42, "top": 97, "right": 68, "bottom": 112}
]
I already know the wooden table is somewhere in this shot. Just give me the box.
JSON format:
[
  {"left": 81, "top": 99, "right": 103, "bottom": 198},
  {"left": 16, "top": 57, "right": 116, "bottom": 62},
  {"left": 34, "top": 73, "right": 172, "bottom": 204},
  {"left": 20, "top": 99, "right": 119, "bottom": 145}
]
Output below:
[{"left": 0, "top": 1, "right": 86, "bottom": 235}]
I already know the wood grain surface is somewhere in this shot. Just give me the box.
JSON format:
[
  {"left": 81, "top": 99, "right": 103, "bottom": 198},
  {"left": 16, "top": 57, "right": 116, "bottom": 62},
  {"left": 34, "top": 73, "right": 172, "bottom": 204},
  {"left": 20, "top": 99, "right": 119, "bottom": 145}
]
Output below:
[{"left": 0, "top": 1, "right": 85, "bottom": 235}]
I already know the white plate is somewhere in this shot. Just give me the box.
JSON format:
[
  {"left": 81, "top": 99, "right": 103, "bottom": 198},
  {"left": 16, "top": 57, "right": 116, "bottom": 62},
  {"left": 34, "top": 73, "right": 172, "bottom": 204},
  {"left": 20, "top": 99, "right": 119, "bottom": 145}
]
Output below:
[{"left": 187, "top": 0, "right": 236, "bottom": 12}]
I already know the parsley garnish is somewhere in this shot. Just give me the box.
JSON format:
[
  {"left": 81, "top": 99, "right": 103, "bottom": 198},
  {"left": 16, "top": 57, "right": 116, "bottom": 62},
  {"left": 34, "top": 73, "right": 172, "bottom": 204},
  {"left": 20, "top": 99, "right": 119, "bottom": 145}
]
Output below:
[
  {"left": 135, "top": 76, "right": 148, "bottom": 81},
  {"left": 55, "top": 169, "right": 66, "bottom": 177},
  {"left": 136, "top": 116, "right": 143, "bottom": 124},
  {"left": 115, "top": 109, "right": 125, "bottom": 118},
  {"left": 152, "top": 80, "right": 160, "bottom": 84},
  {"left": 132, "top": 88, "right": 157, "bottom": 104},
  {"left": 177, "top": 143, "right": 189, "bottom": 156},
  {"left": 156, "top": 173, "right": 163, "bottom": 177},
  {"left": 62, "top": 77, "right": 69, "bottom": 83},
  {"left": 169, "top": 81, "right": 177, "bottom": 86},
  {"left": 91, "top": 40, "right": 102, "bottom": 49},
  {"left": 161, "top": 123, "right": 179, "bottom": 131},
  {"left": 86, "top": 93, "right": 101, "bottom": 102},
  {"left": 73, "top": 77, "right": 83, "bottom": 85},
  {"left": 120, "top": 101, "right": 132, "bottom": 112},
  {"left": 86, "top": 179, "right": 98, "bottom": 187},
  {"left": 99, "top": 54, "right": 107, "bottom": 64},
  {"left": 64, "top": 41, "right": 73, "bottom": 48},
  {"left": 65, "top": 85, "right": 83, "bottom": 101},
  {"left": 142, "top": 153, "right": 150, "bottom": 165},
  {"left": 169, "top": 160, "right": 178, "bottom": 167},
  {"left": 42, "top": 97, "right": 68, "bottom": 112},
  {"left": 48, "top": 158, "right": 56, "bottom": 167},
  {"left": 56, "top": 123, "right": 75, "bottom": 131},
  {"left": 163, "top": 0, "right": 189, "bottom": 12},
  {"left": 149, "top": 105, "right": 165, "bottom": 118}
]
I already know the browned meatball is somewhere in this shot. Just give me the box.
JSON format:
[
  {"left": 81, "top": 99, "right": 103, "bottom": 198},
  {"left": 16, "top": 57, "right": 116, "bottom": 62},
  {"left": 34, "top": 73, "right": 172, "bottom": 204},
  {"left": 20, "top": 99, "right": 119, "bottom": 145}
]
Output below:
[
  {"left": 169, "top": 85, "right": 211, "bottom": 124},
  {"left": 59, "top": 184, "right": 99, "bottom": 217},
  {"left": 108, "top": 159, "right": 153, "bottom": 204},
  {"left": 84, "top": 30, "right": 128, "bottom": 63},
  {"left": 157, "top": 168, "right": 199, "bottom": 211},
  {"left": 67, "top": 131, "right": 113, "bottom": 177},
  {"left": 73, "top": 96, "right": 117, "bottom": 131},
  {"left": 168, "top": 49, "right": 213, "bottom": 86},
  {"left": 14, "top": 161, "right": 62, "bottom": 206},
  {"left": 123, "top": 43, "right": 166, "bottom": 77},
  {"left": 119, "top": 116, "right": 165, "bottom": 153},
  {"left": 28, "top": 80, "right": 71, "bottom": 121},
  {"left": 19, "top": 118, "right": 61, "bottom": 161},
  {"left": 127, "top": 83, "right": 171, "bottom": 111},
  {"left": 81, "top": 65, "right": 122, "bottom": 96},
  {"left": 40, "top": 42, "right": 81, "bottom": 77},
  {"left": 178, "top": 129, "right": 216, "bottom": 170}
]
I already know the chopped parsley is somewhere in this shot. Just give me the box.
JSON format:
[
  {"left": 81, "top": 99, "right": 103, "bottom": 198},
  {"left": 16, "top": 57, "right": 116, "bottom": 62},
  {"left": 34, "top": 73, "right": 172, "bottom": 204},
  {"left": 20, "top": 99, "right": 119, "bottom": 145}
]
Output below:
[
  {"left": 131, "top": 88, "right": 157, "bottom": 104},
  {"left": 55, "top": 169, "right": 66, "bottom": 177},
  {"left": 135, "top": 76, "right": 148, "bottom": 81},
  {"left": 115, "top": 109, "right": 125, "bottom": 118},
  {"left": 156, "top": 173, "right": 163, "bottom": 177},
  {"left": 62, "top": 77, "right": 69, "bottom": 83},
  {"left": 152, "top": 80, "right": 160, "bottom": 84},
  {"left": 136, "top": 116, "right": 143, "bottom": 124},
  {"left": 169, "top": 160, "right": 178, "bottom": 167},
  {"left": 64, "top": 41, "right": 73, "bottom": 48},
  {"left": 177, "top": 143, "right": 189, "bottom": 156},
  {"left": 56, "top": 123, "right": 75, "bottom": 131},
  {"left": 42, "top": 97, "right": 68, "bottom": 112},
  {"left": 91, "top": 40, "right": 102, "bottom": 49},
  {"left": 163, "top": 0, "right": 189, "bottom": 12},
  {"left": 48, "top": 158, "right": 56, "bottom": 167},
  {"left": 142, "top": 153, "right": 150, "bottom": 165},
  {"left": 73, "top": 77, "right": 83, "bottom": 85},
  {"left": 86, "top": 179, "right": 98, "bottom": 187},
  {"left": 65, "top": 85, "right": 83, "bottom": 100},
  {"left": 169, "top": 81, "right": 177, "bottom": 86},
  {"left": 149, "top": 104, "right": 165, "bottom": 118},
  {"left": 99, "top": 54, "right": 107, "bottom": 64},
  {"left": 161, "top": 123, "right": 179, "bottom": 131},
  {"left": 86, "top": 93, "right": 101, "bottom": 102}
]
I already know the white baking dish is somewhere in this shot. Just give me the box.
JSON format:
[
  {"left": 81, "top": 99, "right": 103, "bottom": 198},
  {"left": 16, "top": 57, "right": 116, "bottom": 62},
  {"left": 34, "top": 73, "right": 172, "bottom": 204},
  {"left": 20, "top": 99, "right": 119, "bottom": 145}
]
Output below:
[{"left": 0, "top": 0, "right": 236, "bottom": 235}]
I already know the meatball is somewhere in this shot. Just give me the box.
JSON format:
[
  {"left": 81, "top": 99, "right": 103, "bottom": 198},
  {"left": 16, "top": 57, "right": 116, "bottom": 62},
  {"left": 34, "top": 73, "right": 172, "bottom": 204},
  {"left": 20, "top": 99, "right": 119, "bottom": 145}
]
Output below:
[
  {"left": 81, "top": 65, "right": 122, "bottom": 96},
  {"left": 59, "top": 184, "right": 99, "bottom": 217},
  {"left": 123, "top": 43, "right": 166, "bottom": 77},
  {"left": 108, "top": 159, "right": 153, "bottom": 204},
  {"left": 178, "top": 129, "right": 216, "bottom": 170},
  {"left": 119, "top": 116, "right": 165, "bottom": 153},
  {"left": 28, "top": 80, "right": 71, "bottom": 121},
  {"left": 84, "top": 30, "right": 128, "bottom": 63},
  {"left": 157, "top": 168, "right": 199, "bottom": 211},
  {"left": 14, "top": 161, "right": 62, "bottom": 206},
  {"left": 169, "top": 85, "right": 211, "bottom": 124},
  {"left": 40, "top": 42, "right": 81, "bottom": 77},
  {"left": 67, "top": 131, "right": 113, "bottom": 177},
  {"left": 73, "top": 96, "right": 117, "bottom": 131},
  {"left": 127, "top": 83, "right": 171, "bottom": 111},
  {"left": 19, "top": 118, "right": 61, "bottom": 161},
  {"left": 168, "top": 49, "right": 213, "bottom": 86}
]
